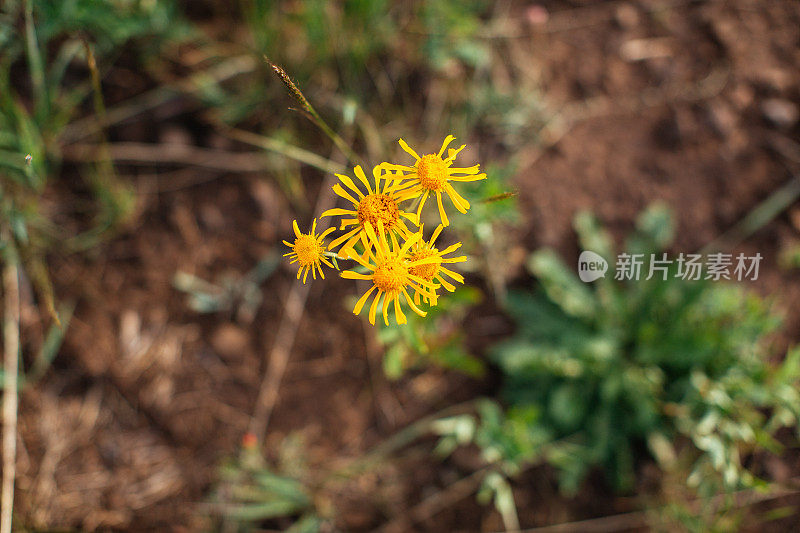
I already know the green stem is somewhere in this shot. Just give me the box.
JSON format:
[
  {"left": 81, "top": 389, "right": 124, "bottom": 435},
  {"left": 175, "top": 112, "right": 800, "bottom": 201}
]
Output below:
[
  {"left": 323, "top": 251, "right": 351, "bottom": 261},
  {"left": 409, "top": 195, "right": 423, "bottom": 218},
  {"left": 265, "top": 58, "right": 362, "bottom": 167}
]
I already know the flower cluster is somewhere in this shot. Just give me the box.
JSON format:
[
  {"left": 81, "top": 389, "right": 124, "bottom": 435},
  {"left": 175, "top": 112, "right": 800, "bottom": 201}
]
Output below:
[{"left": 284, "top": 136, "right": 486, "bottom": 325}]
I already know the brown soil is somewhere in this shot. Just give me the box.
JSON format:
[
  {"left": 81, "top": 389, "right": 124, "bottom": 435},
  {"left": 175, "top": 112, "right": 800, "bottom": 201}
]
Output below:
[{"left": 13, "top": 1, "right": 800, "bottom": 531}]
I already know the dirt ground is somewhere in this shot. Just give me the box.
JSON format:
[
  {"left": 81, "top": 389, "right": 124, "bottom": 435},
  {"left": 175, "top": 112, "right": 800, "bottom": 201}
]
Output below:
[{"left": 12, "top": 0, "right": 800, "bottom": 531}]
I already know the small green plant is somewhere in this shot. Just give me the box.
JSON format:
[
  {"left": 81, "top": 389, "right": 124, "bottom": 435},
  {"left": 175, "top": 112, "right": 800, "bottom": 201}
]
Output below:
[
  {"left": 436, "top": 204, "right": 800, "bottom": 501},
  {"left": 173, "top": 254, "right": 280, "bottom": 322},
  {"left": 212, "top": 434, "right": 322, "bottom": 533},
  {"left": 418, "top": 0, "right": 491, "bottom": 70},
  {"left": 376, "top": 285, "right": 484, "bottom": 378},
  {"left": 1, "top": 0, "right": 191, "bottom": 313}
]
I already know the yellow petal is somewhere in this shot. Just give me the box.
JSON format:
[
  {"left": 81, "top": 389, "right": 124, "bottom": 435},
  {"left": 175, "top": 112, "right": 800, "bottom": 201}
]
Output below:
[
  {"left": 445, "top": 144, "right": 466, "bottom": 162},
  {"left": 437, "top": 135, "right": 456, "bottom": 157},
  {"left": 400, "top": 210, "right": 420, "bottom": 225},
  {"left": 407, "top": 255, "right": 440, "bottom": 267},
  {"left": 328, "top": 227, "right": 361, "bottom": 250},
  {"left": 382, "top": 292, "right": 391, "bottom": 325},
  {"left": 394, "top": 295, "right": 407, "bottom": 324},
  {"left": 416, "top": 191, "right": 430, "bottom": 219},
  {"left": 369, "top": 290, "right": 383, "bottom": 325},
  {"left": 448, "top": 164, "right": 481, "bottom": 175},
  {"left": 436, "top": 192, "right": 449, "bottom": 227},
  {"left": 332, "top": 184, "right": 359, "bottom": 206},
  {"left": 376, "top": 220, "right": 390, "bottom": 254},
  {"left": 436, "top": 274, "right": 456, "bottom": 292},
  {"left": 398, "top": 138, "right": 421, "bottom": 160},
  {"left": 438, "top": 242, "right": 462, "bottom": 256},
  {"left": 390, "top": 231, "right": 400, "bottom": 252},
  {"left": 354, "top": 285, "right": 377, "bottom": 315},
  {"left": 439, "top": 266, "right": 464, "bottom": 283},
  {"left": 318, "top": 227, "right": 336, "bottom": 240},
  {"left": 321, "top": 207, "right": 356, "bottom": 218},
  {"left": 379, "top": 163, "right": 416, "bottom": 173},
  {"left": 402, "top": 288, "right": 427, "bottom": 317},
  {"left": 347, "top": 250, "right": 373, "bottom": 270},
  {"left": 341, "top": 271, "right": 373, "bottom": 280},
  {"left": 445, "top": 183, "right": 470, "bottom": 213},
  {"left": 353, "top": 165, "right": 373, "bottom": 194},
  {"left": 338, "top": 173, "right": 366, "bottom": 198},
  {"left": 407, "top": 274, "right": 438, "bottom": 291},
  {"left": 430, "top": 225, "right": 444, "bottom": 246},
  {"left": 448, "top": 172, "right": 486, "bottom": 182},
  {"left": 399, "top": 231, "right": 422, "bottom": 256}
]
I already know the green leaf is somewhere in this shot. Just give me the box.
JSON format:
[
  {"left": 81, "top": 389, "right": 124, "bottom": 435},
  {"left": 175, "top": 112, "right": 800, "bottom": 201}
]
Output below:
[
  {"left": 29, "top": 302, "right": 74, "bottom": 382},
  {"left": 286, "top": 514, "right": 322, "bottom": 533},
  {"left": 627, "top": 202, "right": 674, "bottom": 254},
  {"left": 383, "top": 344, "right": 405, "bottom": 380},
  {"left": 548, "top": 383, "right": 587, "bottom": 431},
  {"left": 253, "top": 471, "right": 311, "bottom": 505},
  {"left": 574, "top": 210, "right": 614, "bottom": 260},
  {"left": 431, "top": 345, "right": 484, "bottom": 377},
  {"left": 223, "top": 500, "right": 305, "bottom": 521},
  {"left": 527, "top": 249, "right": 597, "bottom": 321}
]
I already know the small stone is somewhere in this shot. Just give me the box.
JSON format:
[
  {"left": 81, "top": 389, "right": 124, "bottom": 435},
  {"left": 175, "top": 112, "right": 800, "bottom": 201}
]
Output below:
[
  {"left": 762, "top": 98, "right": 799, "bottom": 129},
  {"left": 211, "top": 323, "right": 249, "bottom": 359},
  {"left": 729, "top": 83, "right": 755, "bottom": 110},
  {"left": 525, "top": 5, "right": 549, "bottom": 26},
  {"left": 708, "top": 101, "right": 737, "bottom": 136}
]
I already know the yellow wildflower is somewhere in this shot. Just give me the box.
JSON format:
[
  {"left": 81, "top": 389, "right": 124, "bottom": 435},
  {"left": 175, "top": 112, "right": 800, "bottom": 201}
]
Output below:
[
  {"left": 283, "top": 218, "right": 335, "bottom": 283},
  {"left": 341, "top": 221, "right": 439, "bottom": 325},
  {"left": 321, "top": 165, "right": 419, "bottom": 258},
  {"left": 407, "top": 224, "right": 466, "bottom": 305},
  {"left": 381, "top": 135, "right": 486, "bottom": 226}
]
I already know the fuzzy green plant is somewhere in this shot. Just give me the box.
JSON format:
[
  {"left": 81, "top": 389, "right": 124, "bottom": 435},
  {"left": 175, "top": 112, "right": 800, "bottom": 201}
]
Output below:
[
  {"left": 376, "top": 285, "right": 484, "bottom": 378},
  {"left": 435, "top": 204, "right": 800, "bottom": 501},
  {"left": 212, "top": 434, "right": 322, "bottom": 533}
]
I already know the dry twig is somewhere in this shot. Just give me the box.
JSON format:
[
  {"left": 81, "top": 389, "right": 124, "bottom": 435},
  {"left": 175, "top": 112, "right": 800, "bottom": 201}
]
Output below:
[
  {"left": 1, "top": 239, "right": 20, "bottom": 533},
  {"left": 62, "top": 142, "right": 271, "bottom": 173},
  {"left": 247, "top": 168, "right": 340, "bottom": 442},
  {"left": 378, "top": 468, "right": 488, "bottom": 533},
  {"left": 521, "top": 482, "right": 800, "bottom": 533}
]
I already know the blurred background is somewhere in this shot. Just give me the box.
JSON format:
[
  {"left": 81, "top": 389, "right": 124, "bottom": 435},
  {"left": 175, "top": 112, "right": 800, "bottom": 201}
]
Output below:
[{"left": 2, "top": 0, "right": 800, "bottom": 531}]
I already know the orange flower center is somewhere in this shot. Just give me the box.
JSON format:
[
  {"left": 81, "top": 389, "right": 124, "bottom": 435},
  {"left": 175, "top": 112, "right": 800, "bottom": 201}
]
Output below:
[
  {"left": 357, "top": 194, "right": 400, "bottom": 229},
  {"left": 293, "top": 234, "right": 321, "bottom": 266},
  {"left": 408, "top": 249, "right": 440, "bottom": 281},
  {"left": 416, "top": 154, "right": 448, "bottom": 191},
  {"left": 373, "top": 257, "right": 408, "bottom": 292}
]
